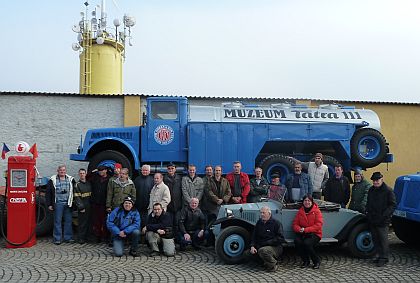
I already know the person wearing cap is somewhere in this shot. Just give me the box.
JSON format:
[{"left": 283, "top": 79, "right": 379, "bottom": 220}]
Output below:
[
  {"left": 226, "top": 161, "right": 251, "bottom": 203},
  {"left": 307, "top": 153, "right": 329, "bottom": 199},
  {"left": 323, "top": 164, "right": 350, "bottom": 208},
  {"left": 134, "top": 164, "right": 154, "bottom": 230},
  {"left": 106, "top": 196, "right": 141, "bottom": 257},
  {"left": 106, "top": 168, "right": 136, "bottom": 212},
  {"left": 366, "top": 172, "right": 396, "bottom": 267},
  {"left": 348, "top": 169, "right": 371, "bottom": 214},
  {"left": 248, "top": 167, "right": 270, "bottom": 203},
  {"left": 110, "top": 163, "right": 122, "bottom": 181},
  {"left": 268, "top": 173, "right": 287, "bottom": 202},
  {"left": 90, "top": 165, "right": 111, "bottom": 242},
  {"left": 163, "top": 162, "right": 183, "bottom": 236},
  {"left": 285, "top": 162, "right": 312, "bottom": 202}
]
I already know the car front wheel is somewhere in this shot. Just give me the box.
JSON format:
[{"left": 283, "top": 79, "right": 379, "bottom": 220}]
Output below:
[{"left": 215, "top": 226, "right": 250, "bottom": 265}]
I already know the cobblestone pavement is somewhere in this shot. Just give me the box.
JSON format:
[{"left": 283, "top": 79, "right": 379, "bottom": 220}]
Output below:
[{"left": 1, "top": 233, "right": 419, "bottom": 282}]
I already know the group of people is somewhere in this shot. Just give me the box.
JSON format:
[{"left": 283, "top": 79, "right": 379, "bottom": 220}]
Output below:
[{"left": 45, "top": 152, "right": 396, "bottom": 269}]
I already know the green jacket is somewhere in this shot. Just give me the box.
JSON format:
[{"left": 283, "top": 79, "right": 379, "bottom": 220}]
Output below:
[
  {"left": 349, "top": 178, "right": 371, "bottom": 213},
  {"left": 106, "top": 178, "right": 136, "bottom": 210}
]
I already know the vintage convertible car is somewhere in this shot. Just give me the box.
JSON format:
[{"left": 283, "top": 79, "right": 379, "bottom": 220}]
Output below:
[{"left": 212, "top": 199, "right": 375, "bottom": 264}]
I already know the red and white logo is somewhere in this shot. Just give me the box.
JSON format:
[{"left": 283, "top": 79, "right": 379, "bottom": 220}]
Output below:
[
  {"left": 10, "top": 197, "right": 27, "bottom": 203},
  {"left": 15, "top": 141, "right": 30, "bottom": 154},
  {"left": 154, "top": 125, "right": 174, "bottom": 145}
]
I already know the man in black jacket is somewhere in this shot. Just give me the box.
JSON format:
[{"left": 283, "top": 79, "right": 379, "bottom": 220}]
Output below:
[
  {"left": 366, "top": 172, "right": 396, "bottom": 267},
  {"left": 133, "top": 164, "right": 154, "bottom": 229},
  {"left": 178, "top": 198, "right": 207, "bottom": 251},
  {"left": 142, "top": 203, "right": 175, "bottom": 257},
  {"left": 163, "top": 163, "right": 183, "bottom": 236},
  {"left": 73, "top": 168, "right": 92, "bottom": 244},
  {"left": 323, "top": 165, "right": 350, "bottom": 208},
  {"left": 247, "top": 206, "right": 285, "bottom": 272}
]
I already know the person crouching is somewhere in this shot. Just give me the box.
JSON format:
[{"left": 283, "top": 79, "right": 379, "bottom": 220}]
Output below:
[
  {"left": 106, "top": 196, "right": 141, "bottom": 257},
  {"left": 246, "top": 206, "right": 285, "bottom": 272}
]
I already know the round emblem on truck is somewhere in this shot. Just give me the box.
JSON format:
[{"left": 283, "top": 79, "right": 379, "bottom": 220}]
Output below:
[{"left": 154, "top": 125, "right": 174, "bottom": 145}]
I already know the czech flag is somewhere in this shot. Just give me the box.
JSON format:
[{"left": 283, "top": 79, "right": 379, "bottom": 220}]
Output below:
[{"left": 1, "top": 143, "right": 10, "bottom": 159}]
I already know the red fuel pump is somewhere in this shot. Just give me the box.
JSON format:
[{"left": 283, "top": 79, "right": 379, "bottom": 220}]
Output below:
[{"left": 6, "top": 155, "right": 37, "bottom": 248}]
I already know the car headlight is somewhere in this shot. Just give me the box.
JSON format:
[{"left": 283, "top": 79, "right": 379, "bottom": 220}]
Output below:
[{"left": 226, "top": 208, "right": 233, "bottom": 218}]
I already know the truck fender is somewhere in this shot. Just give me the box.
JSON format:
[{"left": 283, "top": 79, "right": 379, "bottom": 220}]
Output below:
[{"left": 86, "top": 138, "right": 140, "bottom": 170}]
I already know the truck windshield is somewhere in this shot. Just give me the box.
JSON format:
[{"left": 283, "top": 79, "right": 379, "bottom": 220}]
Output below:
[{"left": 151, "top": 101, "right": 178, "bottom": 120}]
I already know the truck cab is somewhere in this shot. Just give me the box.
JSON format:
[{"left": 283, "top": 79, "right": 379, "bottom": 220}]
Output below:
[{"left": 140, "top": 97, "right": 188, "bottom": 164}]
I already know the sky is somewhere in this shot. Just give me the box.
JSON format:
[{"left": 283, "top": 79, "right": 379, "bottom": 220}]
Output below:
[{"left": 1, "top": 0, "right": 420, "bottom": 103}]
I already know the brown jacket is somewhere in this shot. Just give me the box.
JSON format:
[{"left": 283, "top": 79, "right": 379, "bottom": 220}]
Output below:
[{"left": 203, "top": 176, "right": 232, "bottom": 215}]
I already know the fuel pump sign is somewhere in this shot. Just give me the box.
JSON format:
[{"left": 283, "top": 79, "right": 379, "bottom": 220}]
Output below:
[{"left": 6, "top": 156, "right": 37, "bottom": 248}]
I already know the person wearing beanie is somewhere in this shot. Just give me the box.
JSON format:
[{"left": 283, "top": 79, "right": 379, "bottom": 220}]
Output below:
[
  {"left": 307, "top": 153, "right": 329, "bottom": 199},
  {"left": 106, "top": 196, "right": 141, "bottom": 257},
  {"left": 106, "top": 168, "right": 137, "bottom": 213},
  {"left": 348, "top": 169, "right": 371, "bottom": 214}
]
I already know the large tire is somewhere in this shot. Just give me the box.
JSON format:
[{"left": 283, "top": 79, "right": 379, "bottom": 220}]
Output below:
[
  {"left": 88, "top": 150, "right": 132, "bottom": 177},
  {"left": 321, "top": 155, "right": 341, "bottom": 177},
  {"left": 350, "top": 128, "right": 387, "bottom": 168},
  {"left": 0, "top": 195, "right": 6, "bottom": 233},
  {"left": 259, "top": 154, "right": 294, "bottom": 183},
  {"left": 392, "top": 216, "right": 418, "bottom": 246},
  {"left": 347, "top": 223, "right": 376, "bottom": 258},
  {"left": 36, "top": 195, "right": 54, "bottom": 237},
  {"left": 215, "top": 226, "right": 250, "bottom": 264}
]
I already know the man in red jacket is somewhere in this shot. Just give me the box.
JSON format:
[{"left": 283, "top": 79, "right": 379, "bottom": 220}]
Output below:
[{"left": 226, "top": 161, "right": 250, "bottom": 203}]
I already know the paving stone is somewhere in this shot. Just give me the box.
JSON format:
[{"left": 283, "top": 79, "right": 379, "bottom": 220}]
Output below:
[{"left": 0, "top": 233, "right": 419, "bottom": 282}]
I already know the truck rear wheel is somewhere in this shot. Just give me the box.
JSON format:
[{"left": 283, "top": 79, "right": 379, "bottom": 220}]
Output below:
[
  {"left": 88, "top": 150, "right": 132, "bottom": 176},
  {"left": 259, "top": 154, "right": 294, "bottom": 183},
  {"left": 392, "top": 216, "right": 418, "bottom": 246},
  {"left": 35, "top": 195, "right": 54, "bottom": 237},
  {"left": 350, "top": 128, "right": 387, "bottom": 168}
]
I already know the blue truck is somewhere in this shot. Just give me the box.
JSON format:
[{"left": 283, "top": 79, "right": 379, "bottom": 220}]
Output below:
[
  {"left": 70, "top": 96, "right": 393, "bottom": 179},
  {"left": 392, "top": 173, "right": 420, "bottom": 246}
]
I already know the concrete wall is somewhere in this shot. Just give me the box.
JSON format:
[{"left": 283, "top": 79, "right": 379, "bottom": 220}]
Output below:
[{"left": 0, "top": 94, "right": 123, "bottom": 186}]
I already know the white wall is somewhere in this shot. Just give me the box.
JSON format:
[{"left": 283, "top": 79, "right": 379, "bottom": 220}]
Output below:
[{"left": 0, "top": 94, "right": 124, "bottom": 186}]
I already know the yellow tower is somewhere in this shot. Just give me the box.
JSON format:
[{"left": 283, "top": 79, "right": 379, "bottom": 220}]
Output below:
[{"left": 72, "top": 1, "right": 135, "bottom": 95}]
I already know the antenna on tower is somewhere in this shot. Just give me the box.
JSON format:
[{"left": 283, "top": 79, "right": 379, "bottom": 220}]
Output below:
[{"left": 72, "top": 0, "right": 136, "bottom": 58}]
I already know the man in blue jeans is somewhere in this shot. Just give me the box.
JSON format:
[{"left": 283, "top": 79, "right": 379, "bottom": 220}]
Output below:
[
  {"left": 107, "top": 196, "right": 141, "bottom": 257},
  {"left": 46, "top": 165, "right": 76, "bottom": 245}
]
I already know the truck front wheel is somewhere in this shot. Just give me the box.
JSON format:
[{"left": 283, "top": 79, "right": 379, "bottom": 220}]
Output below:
[
  {"left": 215, "top": 226, "right": 250, "bottom": 264},
  {"left": 392, "top": 216, "right": 419, "bottom": 246},
  {"left": 88, "top": 150, "right": 132, "bottom": 176}
]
